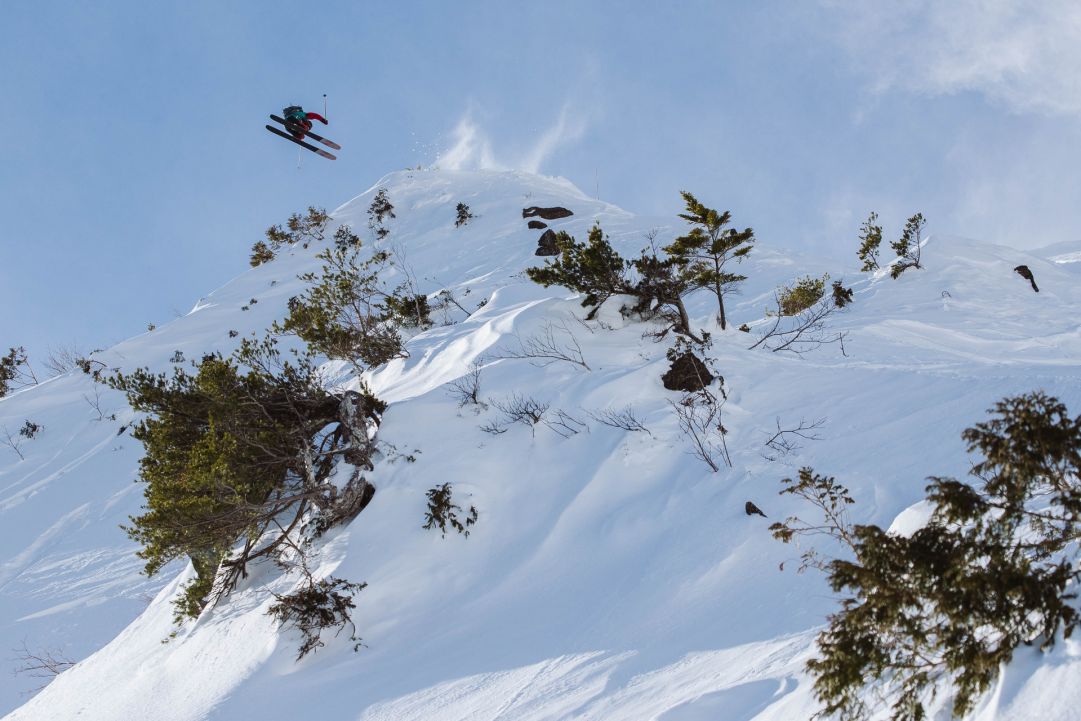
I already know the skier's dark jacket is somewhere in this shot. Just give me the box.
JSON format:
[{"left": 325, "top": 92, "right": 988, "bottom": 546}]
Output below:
[{"left": 283, "top": 106, "right": 327, "bottom": 139}]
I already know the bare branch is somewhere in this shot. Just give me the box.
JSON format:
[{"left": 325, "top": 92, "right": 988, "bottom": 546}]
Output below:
[
  {"left": 762, "top": 416, "right": 826, "bottom": 459},
  {"left": 586, "top": 406, "right": 652, "bottom": 436},
  {"left": 749, "top": 293, "right": 846, "bottom": 356},
  {"left": 668, "top": 389, "right": 731, "bottom": 472},
  {"left": 447, "top": 362, "right": 487, "bottom": 411},
  {"left": 490, "top": 321, "right": 590, "bottom": 370}
]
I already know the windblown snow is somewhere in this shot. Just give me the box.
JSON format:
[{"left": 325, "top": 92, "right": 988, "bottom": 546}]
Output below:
[{"left": 2, "top": 170, "right": 1080, "bottom": 720}]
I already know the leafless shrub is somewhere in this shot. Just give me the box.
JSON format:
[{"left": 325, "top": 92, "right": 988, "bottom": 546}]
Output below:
[
  {"left": 447, "top": 362, "right": 487, "bottom": 410},
  {"left": 43, "top": 343, "right": 85, "bottom": 376},
  {"left": 83, "top": 385, "right": 115, "bottom": 421},
  {"left": 748, "top": 293, "right": 847, "bottom": 356},
  {"left": 761, "top": 416, "right": 825, "bottom": 460},
  {"left": 479, "top": 421, "right": 507, "bottom": 435},
  {"left": 492, "top": 394, "right": 550, "bottom": 436},
  {"left": 2, "top": 427, "right": 25, "bottom": 460},
  {"left": 669, "top": 388, "right": 731, "bottom": 472},
  {"left": 587, "top": 406, "right": 652, "bottom": 436},
  {"left": 544, "top": 409, "right": 588, "bottom": 438},
  {"left": 491, "top": 321, "right": 590, "bottom": 370},
  {"left": 12, "top": 640, "right": 75, "bottom": 691}
]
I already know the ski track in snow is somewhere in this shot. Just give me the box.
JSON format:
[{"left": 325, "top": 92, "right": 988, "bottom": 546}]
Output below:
[{"left": 2, "top": 169, "right": 1080, "bottom": 720}]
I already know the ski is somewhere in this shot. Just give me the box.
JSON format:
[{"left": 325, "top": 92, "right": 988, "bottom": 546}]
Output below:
[
  {"left": 265, "top": 125, "right": 336, "bottom": 160},
  {"left": 269, "top": 115, "right": 341, "bottom": 150}
]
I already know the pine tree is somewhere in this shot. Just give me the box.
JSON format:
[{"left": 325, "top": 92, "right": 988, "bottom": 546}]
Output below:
[
  {"left": 454, "top": 202, "right": 474, "bottom": 227},
  {"left": 772, "top": 392, "right": 1081, "bottom": 721},
  {"left": 889, "top": 212, "right": 926, "bottom": 278},
  {"left": 108, "top": 338, "right": 384, "bottom": 623},
  {"left": 856, "top": 211, "right": 883, "bottom": 272},
  {"left": 664, "top": 191, "right": 754, "bottom": 330},
  {"left": 526, "top": 225, "right": 632, "bottom": 316}
]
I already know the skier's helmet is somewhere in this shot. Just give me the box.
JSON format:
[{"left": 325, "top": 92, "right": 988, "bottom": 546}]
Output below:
[{"left": 283, "top": 105, "right": 305, "bottom": 121}]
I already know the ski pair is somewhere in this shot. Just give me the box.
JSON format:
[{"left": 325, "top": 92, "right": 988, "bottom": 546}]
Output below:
[
  {"left": 265, "top": 115, "right": 340, "bottom": 160},
  {"left": 268, "top": 115, "right": 341, "bottom": 150}
]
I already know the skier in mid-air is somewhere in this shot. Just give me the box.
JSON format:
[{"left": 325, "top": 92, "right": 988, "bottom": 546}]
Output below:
[
  {"left": 265, "top": 101, "right": 340, "bottom": 160},
  {"left": 281, "top": 105, "right": 327, "bottom": 140}
]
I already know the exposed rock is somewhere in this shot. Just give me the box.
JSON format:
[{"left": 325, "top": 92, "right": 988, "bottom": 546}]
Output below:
[
  {"left": 661, "top": 351, "right": 714, "bottom": 392},
  {"left": 523, "top": 206, "right": 574, "bottom": 220},
  {"left": 1014, "top": 265, "right": 1039, "bottom": 293},
  {"left": 527, "top": 220, "right": 548, "bottom": 229},
  {"left": 745, "top": 501, "right": 767, "bottom": 518},
  {"left": 535, "top": 229, "right": 560, "bottom": 257}
]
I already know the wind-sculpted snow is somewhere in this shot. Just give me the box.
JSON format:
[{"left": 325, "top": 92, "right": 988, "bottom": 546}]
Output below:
[{"left": 3, "top": 169, "right": 1081, "bottom": 720}]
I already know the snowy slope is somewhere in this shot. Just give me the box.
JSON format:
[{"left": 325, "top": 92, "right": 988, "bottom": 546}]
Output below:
[{"left": 2, "top": 169, "right": 1080, "bottom": 720}]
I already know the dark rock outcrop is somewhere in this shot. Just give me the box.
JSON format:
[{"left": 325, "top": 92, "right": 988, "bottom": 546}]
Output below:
[
  {"left": 535, "top": 229, "right": 560, "bottom": 256},
  {"left": 745, "top": 501, "right": 767, "bottom": 518},
  {"left": 523, "top": 206, "right": 574, "bottom": 220},
  {"left": 1014, "top": 265, "right": 1039, "bottom": 293},
  {"left": 661, "top": 352, "right": 714, "bottom": 392},
  {"left": 527, "top": 220, "right": 548, "bottom": 230}
]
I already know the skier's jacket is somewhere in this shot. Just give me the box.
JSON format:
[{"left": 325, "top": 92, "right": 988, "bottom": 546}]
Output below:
[{"left": 283, "top": 106, "right": 327, "bottom": 138}]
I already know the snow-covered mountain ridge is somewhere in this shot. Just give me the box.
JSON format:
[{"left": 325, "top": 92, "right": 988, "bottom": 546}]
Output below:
[{"left": 2, "top": 169, "right": 1079, "bottom": 720}]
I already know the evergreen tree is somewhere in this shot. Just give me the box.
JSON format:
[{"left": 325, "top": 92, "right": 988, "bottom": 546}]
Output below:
[
  {"left": 277, "top": 235, "right": 405, "bottom": 371},
  {"left": 664, "top": 191, "right": 754, "bottom": 330},
  {"left": 367, "top": 189, "right": 395, "bottom": 240},
  {"left": 108, "top": 338, "right": 383, "bottom": 622},
  {"left": 0, "top": 347, "right": 36, "bottom": 396},
  {"left": 856, "top": 211, "right": 883, "bottom": 272},
  {"left": 889, "top": 212, "right": 926, "bottom": 278},
  {"left": 776, "top": 275, "right": 827, "bottom": 316},
  {"left": 526, "top": 226, "right": 632, "bottom": 316},
  {"left": 772, "top": 392, "right": 1081, "bottom": 721}
]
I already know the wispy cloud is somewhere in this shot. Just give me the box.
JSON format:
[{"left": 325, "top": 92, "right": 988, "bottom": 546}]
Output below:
[
  {"left": 434, "top": 103, "right": 589, "bottom": 173},
  {"left": 823, "top": 0, "right": 1081, "bottom": 116}
]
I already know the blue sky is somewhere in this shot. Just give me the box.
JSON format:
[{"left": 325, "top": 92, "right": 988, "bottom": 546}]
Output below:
[{"left": 3, "top": 1, "right": 1080, "bottom": 367}]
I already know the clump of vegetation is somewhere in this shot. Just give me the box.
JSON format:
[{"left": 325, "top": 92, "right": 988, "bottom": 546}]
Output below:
[
  {"left": 383, "top": 292, "right": 432, "bottom": 329},
  {"left": 107, "top": 337, "right": 384, "bottom": 627},
  {"left": 251, "top": 207, "right": 332, "bottom": 266},
  {"left": 277, "top": 228, "right": 406, "bottom": 372},
  {"left": 771, "top": 392, "right": 1081, "bottom": 721},
  {"left": 889, "top": 212, "right": 926, "bottom": 278},
  {"left": 854, "top": 211, "right": 927, "bottom": 278},
  {"left": 455, "top": 202, "right": 474, "bottom": 227},
  {"left": 19, "top": 420, "right": 42, "bottom": 439},
  {"left": 368, "top": 189, "right": 395, "bottom": 240},
  {"left": 775, "top": 274, "right": 827, "bottom": 316},
  {"left": 856, "top": 211, "right": 883, "bottom": 272},
  {"left": 268, "top": 576, "right": 366, "bottom": 661},
  {"left": 423, "top": 483, "right": 478, "bottom": 538},
  {"left": 1, "top": 346, "right": 37, "bottom": 396},
  {"left": 527, "top": 193, "right": 752, "bottom": 339},
  {"left": 831, "top": 280, "right": 854, "bottom": 308}
]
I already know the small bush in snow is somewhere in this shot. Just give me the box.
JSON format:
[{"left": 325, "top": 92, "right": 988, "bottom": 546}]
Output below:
[
  {"left": 831, "top": 280, "right": 854, "bottom": 308},
  {"left": 856, "top": 211, "right": 883, "bottom": 272},
  {"left": 775, "top": 275, "right": 827, "bottom": 317},
  {"left": 423, "top": 483, "right": 478, "bottom": 538},
  {"left": 249, "top": 240, "right": 275, "bottom": 267},
  {"left": 772, "top": 392, "right": 1081, "bottom": 721},
  {"left": 455, "top": 202, "right": 474, "bottom": 227},
  {"left": 0, "top": 346, "right": 37, "bottom": 396},
  {"left": 889, "top": 212, "right": 926, "bottom": 278},
  {"left": 268, "top": 576, "right": 366, "bottom": 661},
  {"left": 367, "top": 189, "right": 395, "bottom": 240},
  {"left": 383, "top": 291, "right": 432, "bottom": 330},
  {"left": 19, "top": 420, "right": 42, "bottom": 439}
]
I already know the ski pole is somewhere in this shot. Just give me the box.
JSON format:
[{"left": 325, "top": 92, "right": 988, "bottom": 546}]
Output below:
[{"left": 323, "top": 94, "right": 327, "bottom": 119}]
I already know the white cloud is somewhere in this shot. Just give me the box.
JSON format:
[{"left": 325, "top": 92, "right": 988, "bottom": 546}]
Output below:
[{"left": 823, "top": 0, "right": 1081, "bottom": 116}]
